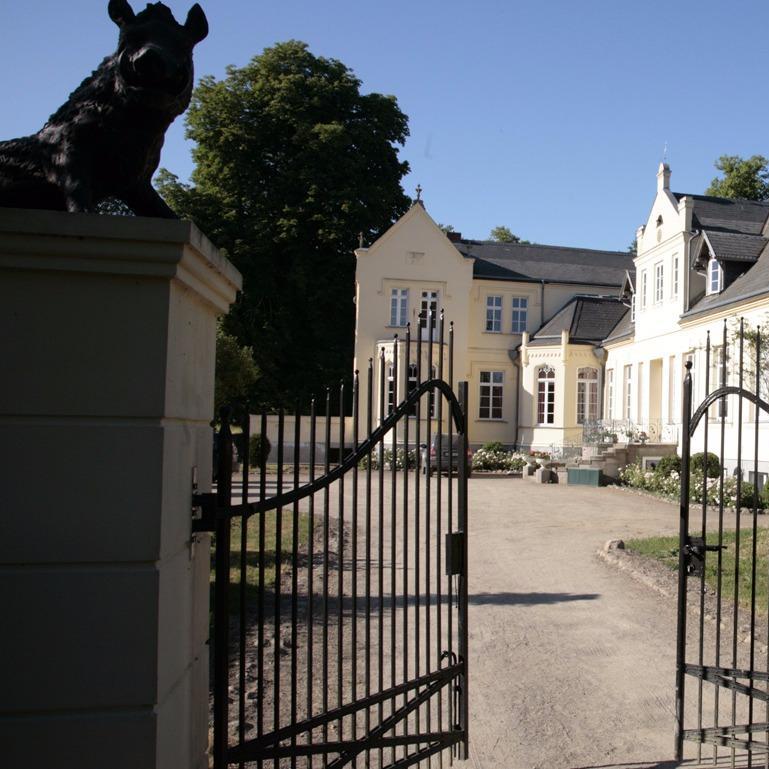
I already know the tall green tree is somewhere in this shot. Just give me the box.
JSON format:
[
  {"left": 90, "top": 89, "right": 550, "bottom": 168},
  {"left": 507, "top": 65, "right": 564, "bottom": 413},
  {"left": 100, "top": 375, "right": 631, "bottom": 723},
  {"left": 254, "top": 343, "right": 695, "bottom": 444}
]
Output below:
[
  {"left": 214, "top": 323, "right": 260, "bottom": 413},
  {"left": 489, "top": 225, "right": 529, "bottom": 244},
  {"left": 157, "top": 41, "right": 410, "bottom": 409},
  {"left": 705, "top": 155, "right": 769, "bottom": 201}
]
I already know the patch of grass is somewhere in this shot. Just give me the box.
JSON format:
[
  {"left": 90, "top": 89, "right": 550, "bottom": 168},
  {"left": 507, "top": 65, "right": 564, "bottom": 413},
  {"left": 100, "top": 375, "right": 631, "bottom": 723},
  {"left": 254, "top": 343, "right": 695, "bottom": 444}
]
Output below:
[
  {"left": 626, "top": 528, "right": 769, "bottom": 613},
  {"left": 210, "top": 510, "right": 310, "bottom": 618}
]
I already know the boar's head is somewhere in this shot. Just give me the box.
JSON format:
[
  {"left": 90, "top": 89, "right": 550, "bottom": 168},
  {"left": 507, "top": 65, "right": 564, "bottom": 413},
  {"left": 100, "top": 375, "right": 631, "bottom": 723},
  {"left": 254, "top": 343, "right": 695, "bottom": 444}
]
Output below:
[{"left": 108, "top": 0, "right": 208, "bottom": 110}]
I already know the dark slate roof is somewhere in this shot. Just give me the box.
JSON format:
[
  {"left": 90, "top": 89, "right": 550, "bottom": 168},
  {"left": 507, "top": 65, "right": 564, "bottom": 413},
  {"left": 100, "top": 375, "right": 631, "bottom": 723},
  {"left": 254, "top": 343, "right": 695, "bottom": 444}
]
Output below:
[
  {"left": 703, "top": 230, "right": 767, "bottom": 263},
  {"left": 602, "top": 307, "right": 634, "bottom": 344},
  {"left": 528, "top": 296, "right": 629, "bottom": 347},
  {"left": 453, "top": 240, "right": 633, "bottom": 287},
  {"left": 672, "top": 193, "right": 769, "bottom": 235},
  {"left": 683, "top": 244, "right": 769, "bottom": 320}
]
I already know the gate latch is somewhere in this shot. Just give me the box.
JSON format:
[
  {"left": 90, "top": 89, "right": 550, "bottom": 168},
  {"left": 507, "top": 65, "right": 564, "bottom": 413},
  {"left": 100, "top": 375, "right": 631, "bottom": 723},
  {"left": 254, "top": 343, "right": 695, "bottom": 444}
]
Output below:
[
  {"left": 685, "top": 537, "right": 726, "bottom": 578},
  {"left": 192, "top": 492, "right": 218, "bottom": 533},
  {"left": 445, "top": 532, "right": 464, "bottom": 576}
]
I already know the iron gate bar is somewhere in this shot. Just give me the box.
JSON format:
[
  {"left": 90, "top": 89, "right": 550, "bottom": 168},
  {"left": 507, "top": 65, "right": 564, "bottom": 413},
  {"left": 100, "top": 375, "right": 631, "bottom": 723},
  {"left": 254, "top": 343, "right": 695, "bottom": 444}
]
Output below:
[
  {"left": 684, "top": 723, "right": 769, "bottom": 739},
  {"left": 209, "top": 330, "right": 469, "bottom": 769},
  {"left": 327, "top": 668, "right": 454, "bottom": 769},
  {"left": 229, "top": 646, "right": 462, "bottom": 753},
  {"left": 686, "top": 664, "right": 769, "bottom": 682},
  {"left": 688, "top": 668, "right": 769, "bottom": 704},
  {"left": 200, "top": 380, "right": 466, "bottom": 526},
  {"left": 235, "top": 733, "right": 462, "bottom": 760},
  {"left": 688, "top": 386, "right": 769, "bottom": 434},
  {"left": 675, "top": 319, "right": 769, "bottom": 765}
]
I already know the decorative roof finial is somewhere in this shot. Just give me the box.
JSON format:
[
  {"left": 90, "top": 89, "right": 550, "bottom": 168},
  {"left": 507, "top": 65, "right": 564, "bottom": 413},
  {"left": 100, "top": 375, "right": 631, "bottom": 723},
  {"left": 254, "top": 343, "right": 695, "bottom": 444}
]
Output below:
[
  {"left": 662, "top": 140, "right": 668, "bottom": 164},
  {"left": 415, "top": 183, "right": 422, "bottom": 202}
]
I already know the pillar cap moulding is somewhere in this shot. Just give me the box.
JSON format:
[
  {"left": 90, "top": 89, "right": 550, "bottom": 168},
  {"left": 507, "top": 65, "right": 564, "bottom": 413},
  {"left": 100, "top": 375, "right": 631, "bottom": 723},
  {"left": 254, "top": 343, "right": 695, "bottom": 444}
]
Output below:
[{"left": 0, "top": 208, "right": 242, "bottom": 313}]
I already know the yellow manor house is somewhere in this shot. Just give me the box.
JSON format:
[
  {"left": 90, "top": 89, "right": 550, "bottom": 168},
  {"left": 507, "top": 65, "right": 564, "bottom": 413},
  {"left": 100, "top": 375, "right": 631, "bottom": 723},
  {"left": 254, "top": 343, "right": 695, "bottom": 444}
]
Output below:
[{"left": 353, "top": 164, "right": 769, "bottom": 485}]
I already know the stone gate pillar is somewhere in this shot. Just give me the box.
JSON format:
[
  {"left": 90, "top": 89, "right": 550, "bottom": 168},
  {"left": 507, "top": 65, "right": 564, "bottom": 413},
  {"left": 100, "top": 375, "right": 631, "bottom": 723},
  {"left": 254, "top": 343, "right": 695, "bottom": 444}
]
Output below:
[{"left": 0, "top": 209, "right": 242, "bottom": 769}]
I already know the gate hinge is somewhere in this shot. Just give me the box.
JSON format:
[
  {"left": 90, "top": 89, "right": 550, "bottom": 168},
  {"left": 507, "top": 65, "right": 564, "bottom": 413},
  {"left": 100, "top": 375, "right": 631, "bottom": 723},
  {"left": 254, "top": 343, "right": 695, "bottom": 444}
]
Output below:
[
  {"left": 192, "top": 492, "right": 218, "bottom": 533},
  {"left": 685, "top": 536, "right": 726, "bottom": 578},
  {"left": 445, "top": 532, "right": 465, "bottom": 576}
]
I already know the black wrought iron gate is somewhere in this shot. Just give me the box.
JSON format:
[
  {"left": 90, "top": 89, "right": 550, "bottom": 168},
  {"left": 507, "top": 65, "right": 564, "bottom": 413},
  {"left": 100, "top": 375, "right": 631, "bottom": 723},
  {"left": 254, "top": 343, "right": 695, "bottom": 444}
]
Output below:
[
  {"left": 196, "top": 317, "right": 469, "bottom": 768},
  {"left": 676, "top": 320, "right": 769, "bottom": 764}
]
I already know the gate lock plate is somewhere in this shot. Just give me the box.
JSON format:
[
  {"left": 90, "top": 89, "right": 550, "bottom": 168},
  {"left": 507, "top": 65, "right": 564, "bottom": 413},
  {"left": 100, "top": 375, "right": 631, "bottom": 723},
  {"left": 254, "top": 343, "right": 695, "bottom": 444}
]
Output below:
[
  {"left": 445, "top": 532, "right": 464, "bottom": 576},
  {"left": 685, "top": 536, "right": 726, "bottom": 578}
]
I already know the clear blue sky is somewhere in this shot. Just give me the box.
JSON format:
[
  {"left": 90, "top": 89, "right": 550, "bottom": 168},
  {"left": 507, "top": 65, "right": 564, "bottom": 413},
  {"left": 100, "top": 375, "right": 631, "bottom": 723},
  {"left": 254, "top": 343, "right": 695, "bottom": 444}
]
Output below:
[{"left": 2, "top": 0, "right": 768, "bottom": 251}]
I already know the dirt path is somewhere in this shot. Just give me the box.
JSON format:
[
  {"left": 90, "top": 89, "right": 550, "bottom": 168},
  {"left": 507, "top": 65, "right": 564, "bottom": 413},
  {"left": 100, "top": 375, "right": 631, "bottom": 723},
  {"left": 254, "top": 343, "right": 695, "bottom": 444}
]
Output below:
[{"left": 465, "top": 480, "right": 757, "bottom": 769}]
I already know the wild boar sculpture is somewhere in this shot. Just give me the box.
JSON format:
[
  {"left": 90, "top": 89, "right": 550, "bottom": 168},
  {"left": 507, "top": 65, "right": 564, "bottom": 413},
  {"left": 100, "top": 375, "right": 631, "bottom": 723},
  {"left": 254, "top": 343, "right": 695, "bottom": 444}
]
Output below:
[{"left": 0, "top": 1, "right": 207, "bottom": 218}]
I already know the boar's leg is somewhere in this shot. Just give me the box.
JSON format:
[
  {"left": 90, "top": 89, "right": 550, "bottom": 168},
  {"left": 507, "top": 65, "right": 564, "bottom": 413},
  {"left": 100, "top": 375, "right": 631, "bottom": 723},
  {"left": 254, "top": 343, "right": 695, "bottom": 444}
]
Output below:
[{"left": 122, "top": 183, "right": 178, "bottom": 219}]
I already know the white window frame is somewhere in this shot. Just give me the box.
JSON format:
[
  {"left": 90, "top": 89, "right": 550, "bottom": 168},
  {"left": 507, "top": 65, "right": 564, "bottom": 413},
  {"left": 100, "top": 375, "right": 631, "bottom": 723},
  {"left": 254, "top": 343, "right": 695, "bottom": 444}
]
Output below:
[
  {"left": 537, "top": 365, "right": 556, "bottom": 425},
  {"left": 640, "top": 270, "right": 648, "bottom": 310},
  {"left": 577, "top": 367, "right": 599, "bottom": 424},
  {"left": 511, "top": 296, "right": 528, "bottom": 334},
  {"left": 606, "top": 369, "right": 615, "bottom": 419},
  {"left": 479, "top": 370, "right": 504, "bottom": 420},
  {"left": 419, "top": 289, "right": 439, "bottom": 334},
  {"left": 708, "top": 258, "right": 723, "bottom": 295},
  {"left": 387, "top": 364, "right": 396, "bottom": 414},
  {"left": 710, "top": 346, "right": 728, "bottom": 418},
  {"left": 654, "top": 261, "right": 664, "bottom": 304},
  {"left": 672, "top": 255, "right": 679, "bottom": 298},
  {"left": 389, "top": 288, "right": 408, "bottom": 327},
  {"left": 624, "top": 364, "right": 633, "bottom": 420},
  {"left": 485, "top": 295, "right": 502, "bottom": 332},
  {"left": 630, "top": 294, "right": 636, "bottom": 322}
]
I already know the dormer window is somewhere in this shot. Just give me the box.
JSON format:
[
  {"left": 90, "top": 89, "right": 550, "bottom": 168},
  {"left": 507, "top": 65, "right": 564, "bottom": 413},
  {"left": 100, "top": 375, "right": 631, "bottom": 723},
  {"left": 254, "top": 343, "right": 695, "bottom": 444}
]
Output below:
[
  {"left": 630, "top": 293, "right": 636, "bottom": 322},
  {"left": 708, "top": 258, "right": 723, "bottom": 295}
]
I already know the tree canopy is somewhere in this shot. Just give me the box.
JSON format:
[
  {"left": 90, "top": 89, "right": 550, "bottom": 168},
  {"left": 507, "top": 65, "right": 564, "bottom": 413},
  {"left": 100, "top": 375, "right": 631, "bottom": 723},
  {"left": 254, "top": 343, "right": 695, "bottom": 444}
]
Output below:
[
  {"left": 705, "top": 155, "right": 769, "bottom": 201},
  {"left": 214, "top": 323, "right": 259, "bottom": 413},
  {"left": 158, "top": 41, "right": 411, "bottom": 409},
  {"left": 489, "top": 225, "right": 529, "bottom": 244}
]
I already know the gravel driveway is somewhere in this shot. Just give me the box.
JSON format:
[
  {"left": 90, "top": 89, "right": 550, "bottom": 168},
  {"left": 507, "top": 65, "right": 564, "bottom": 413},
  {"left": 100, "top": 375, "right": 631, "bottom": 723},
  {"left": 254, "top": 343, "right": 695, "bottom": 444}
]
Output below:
[{"left": 466, "top": 479, "right": 688, "bottom": 769}]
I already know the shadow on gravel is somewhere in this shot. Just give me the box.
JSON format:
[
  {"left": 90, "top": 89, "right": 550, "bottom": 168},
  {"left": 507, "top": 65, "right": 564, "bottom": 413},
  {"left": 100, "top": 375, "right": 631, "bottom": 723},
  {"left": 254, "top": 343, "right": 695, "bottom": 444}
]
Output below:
[
  {"left": 470, "top": 591, "right": 600, "bottom": 605},
  {"left": 570, "top": 761, "right": 679, "bottom": 769}
]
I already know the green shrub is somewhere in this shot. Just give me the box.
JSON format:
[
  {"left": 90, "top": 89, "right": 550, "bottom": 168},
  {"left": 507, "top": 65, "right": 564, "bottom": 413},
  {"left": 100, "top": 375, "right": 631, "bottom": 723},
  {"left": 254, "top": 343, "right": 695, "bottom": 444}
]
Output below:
[
  {"left": 763, "top": 482, "right": 769, "bottom": 510},
  {"left": 482, "top": 441, "right": 505, "bottom": 453},
  {"left": 691, "top": 452, "right": 721, "bottom": 478},
  {"left": 736, "top": 482, "right": 765, "bottom": 510},
  {"left": 248, "top": 433, "right": 271, "bottom": 467},
  {"left": 655, "top": 454, "right": 681, "bottom": 478}
]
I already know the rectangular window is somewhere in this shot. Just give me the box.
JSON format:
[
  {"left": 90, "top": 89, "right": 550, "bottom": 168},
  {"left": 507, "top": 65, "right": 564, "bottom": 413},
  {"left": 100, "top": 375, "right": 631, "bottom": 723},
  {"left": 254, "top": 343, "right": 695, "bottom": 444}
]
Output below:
[
  {"left": 537, "top": 366, "right": 556, "bottom": 424},
  {"left": 511, "top": 296, "right": 528, "bottom": 333},
  {"left": 419, "top": 290, "right": 438, "bottom": 334},
  {"left": 711, "top": 347, "right": 728, "bottom": 418},
  {"left": 389, "top": 288, "right": 408, "bottom": 326},
  {"left": 749, "top": 471, "right": 768, "bottom": 493},
  {"left": 624, "top": 364, "right": 632, "bottom": 420},
  {"left": 606, "top": 369, "right": 615, "bottom": 419},
  {"left": 577, "top": 368, "right": 599, "bottom": 424},
  {"left": 709, "top": 259, "right": 722, "bottom": 294},
  {"left": 630, "top": 294, "right": 636, "bottom": 322},
  {"left": 387, "top": 365, "right": 396, "bottom": 414},
  {"left": 672, "top": 255, "right": 679, "bottom": 298},
  {"left": 641, "top": 271, "right": 648, "bottom": 310},
  {"left": 479, "top": 370, "right": 503, "bottom": 420},
  {"left": 654, "top": 262, "right": 664, "bottom": 303},
  {"left": 485, "top": 295, "right": 502, "bottom": 332}
]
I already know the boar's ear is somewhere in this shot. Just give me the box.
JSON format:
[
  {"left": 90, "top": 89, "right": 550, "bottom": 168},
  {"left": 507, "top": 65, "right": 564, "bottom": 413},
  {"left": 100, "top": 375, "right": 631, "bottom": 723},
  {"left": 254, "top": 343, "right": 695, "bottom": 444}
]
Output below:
[
  {"left": 185, "top": 4, "right": 208, "bottom": 44},
  {"left": 108, "top": 0, "right": 135, "bottom": 27}
]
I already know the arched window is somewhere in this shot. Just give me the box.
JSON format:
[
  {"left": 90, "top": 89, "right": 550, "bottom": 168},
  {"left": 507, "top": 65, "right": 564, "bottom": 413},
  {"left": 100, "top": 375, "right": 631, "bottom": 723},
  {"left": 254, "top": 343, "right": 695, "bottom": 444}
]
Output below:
[
  {"left": 577, "top": 367, "right": 599, "bottom": 424},
  {"left": 537, "top": 366, "right": 556, "bottom": 425}
]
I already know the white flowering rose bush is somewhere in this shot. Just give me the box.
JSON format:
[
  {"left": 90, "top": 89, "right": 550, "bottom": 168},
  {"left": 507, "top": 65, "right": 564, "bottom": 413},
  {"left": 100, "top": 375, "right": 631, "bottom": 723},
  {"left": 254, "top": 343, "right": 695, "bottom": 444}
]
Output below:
[
  {"left": 618, "top": 460, "right": 765, "bottom": 509},
  {"left": 471, "top": 448, "right": 527, "bottom": 473}
]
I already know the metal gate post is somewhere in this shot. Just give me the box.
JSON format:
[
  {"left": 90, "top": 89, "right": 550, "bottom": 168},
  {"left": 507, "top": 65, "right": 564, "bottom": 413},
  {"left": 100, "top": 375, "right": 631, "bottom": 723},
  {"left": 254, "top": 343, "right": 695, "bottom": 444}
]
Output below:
[
  {"left": 675, "top": 361, "right": 693, "bottom": 762},
  {"left": 457, "top": 380, "right": 470, "bottom": 761},
  {"left": 213, "top": 409, "right": 233, "bottom": 769}
]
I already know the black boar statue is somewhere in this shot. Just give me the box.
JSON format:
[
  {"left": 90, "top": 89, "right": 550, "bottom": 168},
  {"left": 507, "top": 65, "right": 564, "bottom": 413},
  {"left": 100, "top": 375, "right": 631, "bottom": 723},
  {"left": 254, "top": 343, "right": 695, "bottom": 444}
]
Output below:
[{"left": 0, "top": 0, "right": 207, "bottom": 218}]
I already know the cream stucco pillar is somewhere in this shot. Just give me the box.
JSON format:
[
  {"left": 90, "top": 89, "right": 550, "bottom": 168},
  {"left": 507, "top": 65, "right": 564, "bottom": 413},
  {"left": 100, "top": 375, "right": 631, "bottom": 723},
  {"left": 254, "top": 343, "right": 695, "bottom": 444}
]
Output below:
[{"left": 0, "top": 209, "right": 241, "bottom": 769}]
